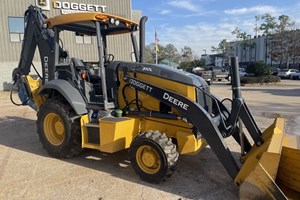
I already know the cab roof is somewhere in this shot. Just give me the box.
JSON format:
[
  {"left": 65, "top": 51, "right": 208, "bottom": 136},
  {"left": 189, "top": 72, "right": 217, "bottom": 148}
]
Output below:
[{"left": 45, "top": 12, "right": 139, "bottom": 36}]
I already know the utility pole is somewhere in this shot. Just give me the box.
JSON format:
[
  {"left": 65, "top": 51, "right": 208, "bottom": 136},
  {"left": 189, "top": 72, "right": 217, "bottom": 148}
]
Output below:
[{"left": 247, "top": 34, "right": 252, "bottom": 65}]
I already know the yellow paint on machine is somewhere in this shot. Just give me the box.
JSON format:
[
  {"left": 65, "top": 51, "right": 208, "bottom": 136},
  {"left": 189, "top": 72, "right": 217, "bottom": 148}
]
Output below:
[
  {"left": 81, "top": 115, "right": 140, "bottom": 153},
  {"left": 24, "top": 75, "right": 45, "bottom": 109},
  {"left": 99, "top": 117, "right": 140, "bottom": 153},
  {"left": 235, "top": 117, "right": 300, "bottom": 199},
  {"left": 277, "top": 134, "right": 300, "bottom": 198},
  {"left": 81, "top": 112, "right": 205, "bottom": 155},
  {"left": 117, "top": 72, "right": 196, "bottom": 114},
  {"left": 141, "top": 118, "right": 207, "bottom": 154},
  {"left": 176, "top": 131, "right": 207, "bottom": 155}
]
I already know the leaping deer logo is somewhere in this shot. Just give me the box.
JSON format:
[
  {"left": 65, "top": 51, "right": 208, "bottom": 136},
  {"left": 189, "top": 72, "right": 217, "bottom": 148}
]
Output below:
[{"left": 38, "top": 0, "right": 47, "bottom": 6}]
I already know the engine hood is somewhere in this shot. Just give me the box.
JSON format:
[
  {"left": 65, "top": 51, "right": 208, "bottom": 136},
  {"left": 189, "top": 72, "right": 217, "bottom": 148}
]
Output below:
[{"left": 115, "top": 62, "right": 208, "bottom": 89}]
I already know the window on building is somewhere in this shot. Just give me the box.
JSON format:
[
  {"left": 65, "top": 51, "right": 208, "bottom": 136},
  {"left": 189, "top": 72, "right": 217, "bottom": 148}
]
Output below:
[
  {"left": 75, "top": 35, "right": 92, "bottom": 44},
  {"left": 8, "top": 17, "right": 24, "bottom": 42}
]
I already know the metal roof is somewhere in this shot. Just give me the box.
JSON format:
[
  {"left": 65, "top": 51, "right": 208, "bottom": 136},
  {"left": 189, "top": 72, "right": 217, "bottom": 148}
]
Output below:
[{"left": 45, "top": 12, "right": 139, "bottom": 35}]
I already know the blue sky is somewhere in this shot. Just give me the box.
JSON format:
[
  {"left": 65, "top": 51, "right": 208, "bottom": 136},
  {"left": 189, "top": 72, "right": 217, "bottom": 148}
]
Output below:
[{"left": 131, "top": 0, "right": 300, "bottom": 56}]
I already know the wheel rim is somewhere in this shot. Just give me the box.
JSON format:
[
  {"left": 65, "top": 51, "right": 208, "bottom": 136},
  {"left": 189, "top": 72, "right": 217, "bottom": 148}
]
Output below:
[
  {"left": 136, "top": 145, "right": 161, "bottom": 174},
  {"left": 44, "top": 113, "right": 65, "bottom": 146}
]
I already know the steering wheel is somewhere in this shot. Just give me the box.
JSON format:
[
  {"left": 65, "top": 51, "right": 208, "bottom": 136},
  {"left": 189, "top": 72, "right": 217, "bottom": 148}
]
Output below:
[{"left": 106, "top": 54, "right": 114, "bottom": 62}]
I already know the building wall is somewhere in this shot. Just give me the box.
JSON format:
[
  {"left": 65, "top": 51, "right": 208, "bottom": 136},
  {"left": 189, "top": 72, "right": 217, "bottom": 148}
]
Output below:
[
  {"left": 0, "top": 0, "right": 139, "bottom": 90},
  {"left": 229, "top": 35, "right": 272, "bottom": 67}
]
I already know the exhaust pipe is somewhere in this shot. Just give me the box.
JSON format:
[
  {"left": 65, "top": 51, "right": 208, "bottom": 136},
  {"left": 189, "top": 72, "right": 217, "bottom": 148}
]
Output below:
[{"left": 139, "top": 16, "right": 148, "bottom": 63}]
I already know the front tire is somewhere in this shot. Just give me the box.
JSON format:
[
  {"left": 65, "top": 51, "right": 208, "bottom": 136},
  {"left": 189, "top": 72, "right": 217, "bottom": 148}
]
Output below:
[
  {"left": 37, "top": 99, "right": 82, "bottom": 158},
  {"left": 130, "top": 130, "right": 179, "bottom": 183}
]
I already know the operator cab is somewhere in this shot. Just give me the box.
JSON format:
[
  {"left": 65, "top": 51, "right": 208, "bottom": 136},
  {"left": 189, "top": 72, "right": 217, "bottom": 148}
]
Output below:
[{"left": 45, "top": 12, "right": 139, "bottom": 110}]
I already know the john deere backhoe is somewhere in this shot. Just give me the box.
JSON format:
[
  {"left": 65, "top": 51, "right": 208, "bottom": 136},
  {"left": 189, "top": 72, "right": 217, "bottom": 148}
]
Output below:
[{"left": 11, "top": 6, "right": 300, "bottom": 199}]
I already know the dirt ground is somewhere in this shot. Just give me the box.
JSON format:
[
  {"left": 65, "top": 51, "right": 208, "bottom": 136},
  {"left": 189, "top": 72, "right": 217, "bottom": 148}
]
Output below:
[{"left": 0, "top": 80, "right": 299, "bottom": 200}]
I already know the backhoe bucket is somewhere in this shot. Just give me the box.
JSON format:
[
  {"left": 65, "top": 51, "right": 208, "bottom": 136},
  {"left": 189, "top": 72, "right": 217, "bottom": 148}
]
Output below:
[{"left": 234, "top": 117, "right": 300, "bottom": 200}]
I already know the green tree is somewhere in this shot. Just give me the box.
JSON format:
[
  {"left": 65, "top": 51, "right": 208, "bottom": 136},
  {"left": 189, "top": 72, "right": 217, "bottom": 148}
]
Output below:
[
  {"left": 181, "top": 46, "right": 193, "bottom": 62},
  {"left": 211, "top": 39, "right": 231, "bottom": 66},
  {"left": 232, "top": 27, "right": 249, "bottom": 63},
  {"left": 164, "top": 44, "right": 180, "bottom": 63},
  {"left": 146, "top": 43, "right": 181, "bottom": 64},
  {"left": 144, "top": 45, "right": 155, "bottom": 63},
  {"left": 246, "top": 61, "right": 271, "bottom": 76},
  {"left": 259, "top": 13, "right": 277, "bottom": 35},
  {"left": 277, "top": 15, "right": 295, "bottom": 32},
  {"left": 254, "top": 15, "right": 261, "bottom": 37},
  {"left": 262, "top": 14, "right": 296, "bottom": 67}
]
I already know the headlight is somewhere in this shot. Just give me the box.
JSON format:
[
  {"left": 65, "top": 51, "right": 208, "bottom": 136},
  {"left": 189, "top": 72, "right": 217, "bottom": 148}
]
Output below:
[{"left": 109, "top": 18, "right": 115, "bottom": 24}]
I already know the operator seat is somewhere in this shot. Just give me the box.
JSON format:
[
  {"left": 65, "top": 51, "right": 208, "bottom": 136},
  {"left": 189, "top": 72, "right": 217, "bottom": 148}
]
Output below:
[
  {"left": 71, "top": 57, "right": 100, "bottom": 83},
  {"left": 71, "top": 57, "right": 86, "bottom": 70}
]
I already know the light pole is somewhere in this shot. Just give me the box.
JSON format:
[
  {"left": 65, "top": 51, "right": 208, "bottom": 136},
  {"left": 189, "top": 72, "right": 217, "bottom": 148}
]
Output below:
[
  {"left": 254, "top": 36, "right": 257, "bottom": 62},
  {"left": 247, "top": 34, "right": 252, "bottom": 66},
  {"left": 268, "top": 35, "right": 273, "bottom": 67},
  {"left": 265, "top": 34, "right": 268, "bottom": 63}
]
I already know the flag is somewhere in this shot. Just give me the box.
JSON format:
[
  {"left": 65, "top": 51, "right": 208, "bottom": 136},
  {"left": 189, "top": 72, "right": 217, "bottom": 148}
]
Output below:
[{"left": 155, "top": 30, "right": 159, "bottom": 52}]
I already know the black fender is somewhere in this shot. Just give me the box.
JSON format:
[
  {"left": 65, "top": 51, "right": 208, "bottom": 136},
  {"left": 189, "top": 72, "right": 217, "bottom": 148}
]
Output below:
[{"left": 39, "top": 79, "right": 87, "bottom": 115}]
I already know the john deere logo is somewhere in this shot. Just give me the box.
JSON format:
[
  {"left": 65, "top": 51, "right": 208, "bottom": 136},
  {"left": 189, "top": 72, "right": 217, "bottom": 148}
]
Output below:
[
  {"left": 36, "top": 0, "right": 50, "bottom": 10},
  {"left": 38, "top": 0, "right": 47, "bottom": 6}
]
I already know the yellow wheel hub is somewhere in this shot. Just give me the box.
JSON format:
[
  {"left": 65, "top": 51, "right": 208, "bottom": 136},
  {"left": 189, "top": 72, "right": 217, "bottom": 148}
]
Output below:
[
  {"left": 136, "top": 145, "right": 161, "bottom": 174},
  {"left": 44, "top": 113, "right": 65, "bottom": 146}
]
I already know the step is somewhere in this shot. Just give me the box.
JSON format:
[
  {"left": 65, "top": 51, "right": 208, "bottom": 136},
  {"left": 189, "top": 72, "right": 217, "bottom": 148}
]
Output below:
[
  {"left": 84, "top": 122, "right": 99, "bottom": 128},
  {"left": 86, "top": 102, "right": 115, "bottom": 110}
]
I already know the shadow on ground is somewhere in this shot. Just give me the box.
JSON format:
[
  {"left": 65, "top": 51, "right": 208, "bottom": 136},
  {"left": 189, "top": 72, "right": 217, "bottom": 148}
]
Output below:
[{"left": 0, "top": 116, "right": 239, "bottom": 200}]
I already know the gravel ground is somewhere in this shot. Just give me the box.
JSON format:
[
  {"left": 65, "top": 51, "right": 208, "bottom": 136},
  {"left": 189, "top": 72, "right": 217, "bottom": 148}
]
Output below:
[{"left": 0, "top": 79, "right": 299, "bottom": 200}]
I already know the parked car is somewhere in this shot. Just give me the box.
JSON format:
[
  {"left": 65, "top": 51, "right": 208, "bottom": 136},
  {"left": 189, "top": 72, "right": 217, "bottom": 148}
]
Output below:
[
  {"left": 271, "top": 67, "right": 281, "bottom": 76},
  {"left": 239, "top": 68, "right": 247, "bottom": 77},
  {"left": 277, "top": 69, "right": 298, "bottom": 79},
  {"left": 210, "top": 66, "right": 230, "bottom": 81},
  {"left": 290, "top": 72, "right": 300, "bottom": 80},
  {"left": 191, "top": 67, "right": 213, "bottom": 85}
]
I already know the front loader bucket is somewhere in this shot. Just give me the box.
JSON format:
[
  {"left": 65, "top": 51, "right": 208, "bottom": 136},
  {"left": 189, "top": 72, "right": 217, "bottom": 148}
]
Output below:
[{"left": 234, "top": 118, "right": 300, "bottom": 200}]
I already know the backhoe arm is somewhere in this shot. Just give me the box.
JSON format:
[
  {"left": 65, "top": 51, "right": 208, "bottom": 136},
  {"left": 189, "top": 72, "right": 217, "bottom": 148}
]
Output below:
[{"left": 12, "top": 5, "right": 59, "bottom": 84}]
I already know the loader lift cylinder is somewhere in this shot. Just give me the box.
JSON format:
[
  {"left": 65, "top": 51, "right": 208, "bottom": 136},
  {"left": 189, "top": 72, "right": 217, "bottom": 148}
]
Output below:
[
  {"left": 231, "top": 57, "right": 241, "bottom": 99},
  {"left": 231, "top": 57, "right": 245, "bottom": 155},
  {"left": 228, "top": 57, "right": 264, "bottom": 147}
]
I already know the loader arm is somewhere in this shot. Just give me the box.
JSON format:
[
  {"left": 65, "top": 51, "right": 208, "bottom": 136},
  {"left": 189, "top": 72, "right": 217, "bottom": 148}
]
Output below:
[
  {"left": 124, "top": 68, "right": 300, "bottom": 199},
  {"left": 124, "top": 74, "right": 241, "bottom": 178}
]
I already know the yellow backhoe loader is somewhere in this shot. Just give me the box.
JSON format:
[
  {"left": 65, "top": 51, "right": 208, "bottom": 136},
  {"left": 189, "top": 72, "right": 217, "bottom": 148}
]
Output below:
[{"left": 11, "top": 5, "right": 300, "bottom": 199}]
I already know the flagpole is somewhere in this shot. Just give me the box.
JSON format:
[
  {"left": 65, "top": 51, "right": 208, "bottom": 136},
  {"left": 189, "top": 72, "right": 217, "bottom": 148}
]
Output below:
[
  {"left": 155, "top": 28, "right": 158, "bottom": 64},
  {"left": 155, "top": 49, "right": 158, "bottom": 64}
]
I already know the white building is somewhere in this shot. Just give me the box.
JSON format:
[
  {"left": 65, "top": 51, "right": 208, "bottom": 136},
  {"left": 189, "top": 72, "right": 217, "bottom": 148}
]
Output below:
[
  {"left": 229, "top": 35, "right": 269, "bottom": 67},
  {"left": 203, "top": 33, "right": 300, "bottom": 69}
]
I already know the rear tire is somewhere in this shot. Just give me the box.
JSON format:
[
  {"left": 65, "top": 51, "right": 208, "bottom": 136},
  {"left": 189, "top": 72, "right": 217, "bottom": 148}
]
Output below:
[
  {"left": 37, "top": 99, "right": 82, "bottom": 158},
  {"left": 130, "top": 130, "right": 179, "bottom": 183}
]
